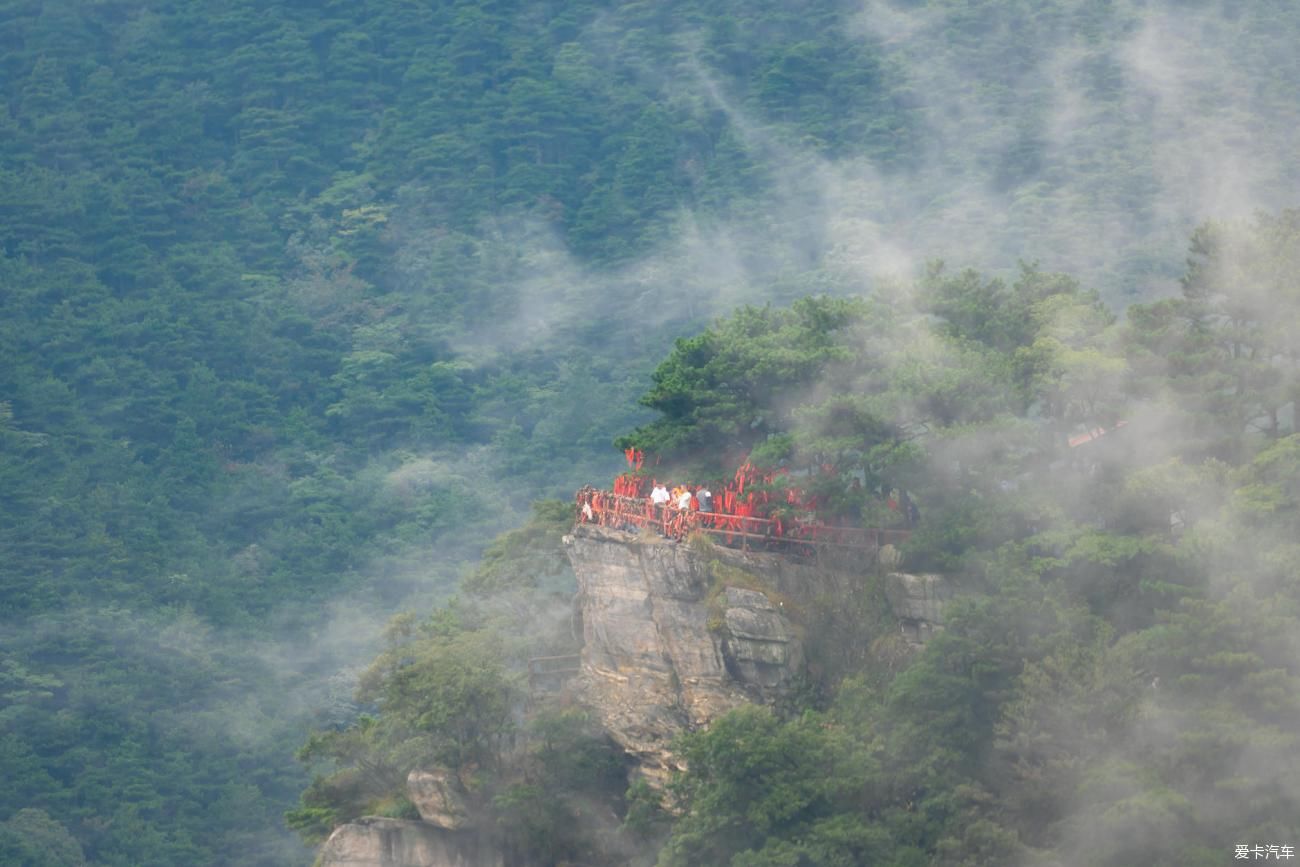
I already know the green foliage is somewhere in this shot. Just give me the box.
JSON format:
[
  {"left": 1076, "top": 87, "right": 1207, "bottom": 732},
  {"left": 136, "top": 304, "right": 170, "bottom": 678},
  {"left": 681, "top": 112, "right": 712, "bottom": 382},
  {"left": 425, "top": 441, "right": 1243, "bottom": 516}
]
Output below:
[
  {"left": 619, "top": 297, "right": 874, "bottom": 469},
  {"left": 288, "top": 617, "right": 520, "bottom": 841},
  {"left": 5, "top": 0, "right": 1300, "bottom": 860},
  {"left": 0, "top": 810, "right": 86, "bottom": 867},
  {"left": 286, "top": 495, "right": 597, "bottom": 852},
  {"left": 622, "top": 778, "right": 669, "bottom": 841},
  {"left": 1125, "top": 211, "right": 1300, "bottom": 459},
  {"left": 616, "top": 258, "right": 1123, "bottom": 545},
  {"left": 493, "top": 784, "right": 582, "bottom": 864},
  {"left": 921, "top": 262, "right": 1069, "bottom": 355},
  {"left": 660, "top": 706, "right": 883, "bottom": 867},
  {"left": 527, "top": 707, "right": 626, "bottom": 795},
  {"left": 462, "top": 500, "right": 575, "bottom": 596},
  {"left": 1234, "top": 435, "right": 1300, "bottom": 525},
  {"left": 356, "top": 627, "right": 519, "bottom": 771},
  {"left": 487, "top": 708, "right": 631, "bottom": 863}
]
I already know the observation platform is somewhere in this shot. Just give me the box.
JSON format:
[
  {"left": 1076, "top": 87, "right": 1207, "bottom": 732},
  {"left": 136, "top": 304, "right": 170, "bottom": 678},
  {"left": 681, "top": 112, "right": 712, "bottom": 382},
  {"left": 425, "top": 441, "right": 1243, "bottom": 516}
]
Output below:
[{"left": 574, "top": 487, "right": 910, "bottom": 554}]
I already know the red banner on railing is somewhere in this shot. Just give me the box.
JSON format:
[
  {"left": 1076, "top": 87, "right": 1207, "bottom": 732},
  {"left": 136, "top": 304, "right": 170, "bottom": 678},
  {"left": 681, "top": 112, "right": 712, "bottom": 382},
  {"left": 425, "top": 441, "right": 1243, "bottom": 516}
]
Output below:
[{"left": 574, "top": 486, "right": 909, "bottom": 551}]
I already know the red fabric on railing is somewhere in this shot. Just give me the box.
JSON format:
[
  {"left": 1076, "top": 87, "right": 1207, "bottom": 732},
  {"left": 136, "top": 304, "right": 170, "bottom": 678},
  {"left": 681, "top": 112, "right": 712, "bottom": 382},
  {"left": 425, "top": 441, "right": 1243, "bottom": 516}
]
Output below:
[{"left": 575, "top": 488, "right": 908, "bottom": 551}]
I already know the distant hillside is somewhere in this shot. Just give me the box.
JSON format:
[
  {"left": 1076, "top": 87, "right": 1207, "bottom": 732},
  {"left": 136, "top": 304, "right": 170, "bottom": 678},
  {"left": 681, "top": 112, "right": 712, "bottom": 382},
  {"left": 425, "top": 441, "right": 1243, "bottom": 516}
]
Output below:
[{"left": 3, "top": 0, "right": 1300, "bottom": 864}]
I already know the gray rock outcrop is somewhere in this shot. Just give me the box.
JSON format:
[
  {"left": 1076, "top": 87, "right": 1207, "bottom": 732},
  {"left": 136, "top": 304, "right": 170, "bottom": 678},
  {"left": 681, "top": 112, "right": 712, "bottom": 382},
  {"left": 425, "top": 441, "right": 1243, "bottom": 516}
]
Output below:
[
  {"left": 406, "top": 769, "right": 469, "bottom": 830},
  {"left": 315, "top": 817, "right": 501, "bottom": 867},
  {"left": 721, "top": 586, "right": 803, "bottom": 688},
  {"left": 884, "top": 571, "right": 952, "bottom": 644},
  {"left": 564, "top": 526, "right": 957, "bottom": 787},
  {"left": 564, "top": 526, "right": 829, "bottom": 785}
]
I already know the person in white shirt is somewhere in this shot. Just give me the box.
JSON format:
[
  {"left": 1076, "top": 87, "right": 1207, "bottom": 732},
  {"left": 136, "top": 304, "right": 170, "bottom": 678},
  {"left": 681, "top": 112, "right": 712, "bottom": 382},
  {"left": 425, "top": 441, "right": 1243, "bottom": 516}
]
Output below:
[
  {"left": 676, "top": 487, "right": 693, "bottom": 510},
  {"left": 650, "top": 483, "right": 670, "bottom": 521}
]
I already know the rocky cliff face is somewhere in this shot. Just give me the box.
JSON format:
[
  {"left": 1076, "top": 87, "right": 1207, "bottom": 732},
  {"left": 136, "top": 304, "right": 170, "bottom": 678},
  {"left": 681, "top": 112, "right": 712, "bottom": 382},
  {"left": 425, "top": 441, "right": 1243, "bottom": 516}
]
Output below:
[
  {"left": 564, "top": 525, "right": 896, "bottom": 785},
  {"left": 316, "top": 770, "right": 496, "bottom": 867},
  {"left": 315, "top": 817, "right": 502, "bottom": 867},
  {"left": 884, "top": 572, "right": 953, "bottom": 644},
  {"left": 318, "top": 525, "right": 952, "bottom": 866}
]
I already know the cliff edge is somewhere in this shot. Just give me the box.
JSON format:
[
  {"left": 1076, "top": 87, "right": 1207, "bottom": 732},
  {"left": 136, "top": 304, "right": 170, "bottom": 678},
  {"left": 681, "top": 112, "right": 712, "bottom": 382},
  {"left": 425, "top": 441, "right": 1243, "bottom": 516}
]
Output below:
[
  {"left": 315, "top": 817, "right": 501, "bottom": 867},
  {"left": 564, "top": 524, "right": 925, "bottom": 786},
  {"left": 317, "top": 524, "right": 951, "bottom": 866}
]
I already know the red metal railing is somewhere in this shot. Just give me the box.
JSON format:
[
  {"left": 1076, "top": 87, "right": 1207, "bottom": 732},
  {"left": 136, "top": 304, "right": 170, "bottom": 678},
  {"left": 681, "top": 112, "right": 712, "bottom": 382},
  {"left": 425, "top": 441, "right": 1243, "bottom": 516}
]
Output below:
[{"left": 575, "top": 487, "right": 910, "bottom": 552}]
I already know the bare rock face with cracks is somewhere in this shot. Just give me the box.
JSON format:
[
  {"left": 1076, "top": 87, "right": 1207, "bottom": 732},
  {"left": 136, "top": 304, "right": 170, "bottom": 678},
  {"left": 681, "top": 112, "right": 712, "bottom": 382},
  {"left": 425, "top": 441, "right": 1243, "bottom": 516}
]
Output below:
[
  {"left": 316, "top": 523, "right": 952, "bottom": 866},
  {"left": 315, "top": 816, "right": 502, "bottom": 867},
  {"left": 562, "top": 523, "right": 952, "bottom": 787}
]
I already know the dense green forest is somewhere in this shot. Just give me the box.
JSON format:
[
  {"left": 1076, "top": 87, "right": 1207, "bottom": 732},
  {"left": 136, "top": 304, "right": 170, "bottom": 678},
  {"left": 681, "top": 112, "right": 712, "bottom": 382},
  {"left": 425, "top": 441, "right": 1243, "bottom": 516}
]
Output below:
[
  {"left": 3, "top": 0, "right": 1300, "bottom": 864},
  {"left": 297, "top": 214, "right": 1300, "bottom": 866}
]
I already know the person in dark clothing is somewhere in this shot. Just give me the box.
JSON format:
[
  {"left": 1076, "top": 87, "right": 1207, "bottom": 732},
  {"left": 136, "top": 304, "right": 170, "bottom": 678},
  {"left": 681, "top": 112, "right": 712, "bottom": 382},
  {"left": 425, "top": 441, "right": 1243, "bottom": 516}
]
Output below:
[{"left": 904, "top": 494, "right": 920, "bottom": 527}]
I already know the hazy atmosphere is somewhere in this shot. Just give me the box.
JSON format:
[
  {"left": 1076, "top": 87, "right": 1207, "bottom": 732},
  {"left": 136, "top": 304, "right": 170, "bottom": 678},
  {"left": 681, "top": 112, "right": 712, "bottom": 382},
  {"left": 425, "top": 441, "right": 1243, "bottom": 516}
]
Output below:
[{"left": 2, "top": 0, "right": 1299, "bottom": 864}]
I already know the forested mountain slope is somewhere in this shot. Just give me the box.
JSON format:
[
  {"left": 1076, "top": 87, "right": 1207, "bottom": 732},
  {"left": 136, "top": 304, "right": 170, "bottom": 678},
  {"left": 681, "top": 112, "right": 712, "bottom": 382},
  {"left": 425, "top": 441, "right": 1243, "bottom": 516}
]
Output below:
[
  {"left": 300, "top": 216, "right": 1300, "bottom": 865},
  {"left": 2, "top": 0, "right": 1300, "bottom": 864}
]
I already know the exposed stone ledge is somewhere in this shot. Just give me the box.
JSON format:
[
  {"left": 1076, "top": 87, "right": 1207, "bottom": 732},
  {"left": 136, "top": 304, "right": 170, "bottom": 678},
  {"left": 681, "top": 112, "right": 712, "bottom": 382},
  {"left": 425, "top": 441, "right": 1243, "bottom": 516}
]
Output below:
[
  {"left": 316, "top": 817, "right": 501, "bottom": 867},
  {"left": 884, "top": 571, "right": 952, "bottom": 644},
  {"left": 406, "top": 768, "right": 469, "bottom": 830},
  {"left": 564, "top": 525, "right": 826, "bottom": 785},
  {"left": 563, "top": 525, "right": 955, "bottom": 787}
]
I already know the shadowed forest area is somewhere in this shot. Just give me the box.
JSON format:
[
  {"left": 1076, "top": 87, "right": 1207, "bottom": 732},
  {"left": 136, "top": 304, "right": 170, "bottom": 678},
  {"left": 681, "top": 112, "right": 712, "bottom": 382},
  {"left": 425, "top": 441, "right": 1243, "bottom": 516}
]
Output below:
[{"left": 2, "top": 0, "right": 1300, "bottom": 864}]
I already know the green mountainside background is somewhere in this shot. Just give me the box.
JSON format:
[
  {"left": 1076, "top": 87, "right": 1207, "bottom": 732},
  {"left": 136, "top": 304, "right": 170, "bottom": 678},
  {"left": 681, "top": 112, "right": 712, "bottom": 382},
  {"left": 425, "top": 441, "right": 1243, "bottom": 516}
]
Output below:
[{"left": 2, "top": 0, "right": 1300, "bottom": 864}]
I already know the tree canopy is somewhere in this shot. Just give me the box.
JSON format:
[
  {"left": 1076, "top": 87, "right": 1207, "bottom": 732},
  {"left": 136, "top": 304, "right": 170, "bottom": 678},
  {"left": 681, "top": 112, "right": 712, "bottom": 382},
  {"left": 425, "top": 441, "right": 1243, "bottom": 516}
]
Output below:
[
  {"left": 295, "top": 212, "right": 1300, "bottom": 866},
  {"left": 4, "top": 0, "right": 1300, "bottom": 862}
]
